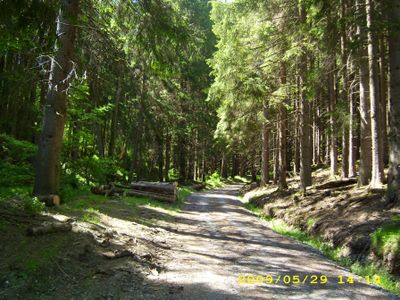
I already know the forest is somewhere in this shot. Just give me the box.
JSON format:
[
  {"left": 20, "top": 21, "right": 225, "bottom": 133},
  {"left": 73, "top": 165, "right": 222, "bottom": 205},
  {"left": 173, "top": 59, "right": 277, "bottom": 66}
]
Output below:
[{"left": 0, "top": 0, "right": 400, "bottom": 298}]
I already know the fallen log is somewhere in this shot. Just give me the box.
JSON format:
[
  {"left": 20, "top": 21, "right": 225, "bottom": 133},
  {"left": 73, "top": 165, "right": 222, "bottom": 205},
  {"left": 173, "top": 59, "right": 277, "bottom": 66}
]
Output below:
[
  {"left": 125, "top": 189, "right": 176, "bottom": 203},
  {"left": 90, "top": 186, "right": 124, "bottom": 196},
  {"left": 315, "top": 178, "right": 357, "bottom": 190},
  {"left": 27, "top": 222, "right": 72, "bottom": 236},
  {"left": 91, "top": 181, "right": 178, "bottom": 203},
  {"left": 129, "top": 181, "right": 178, "bottom": 196},
  {"left": 37, "top": 195, "right": 60, "bottom": 206}
]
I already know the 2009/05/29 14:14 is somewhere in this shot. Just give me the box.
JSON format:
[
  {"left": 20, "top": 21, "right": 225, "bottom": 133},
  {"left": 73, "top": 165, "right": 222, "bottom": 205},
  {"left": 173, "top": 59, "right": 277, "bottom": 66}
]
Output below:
[{"left": 237, "top": 274, "right": 382, "bottom": 285}]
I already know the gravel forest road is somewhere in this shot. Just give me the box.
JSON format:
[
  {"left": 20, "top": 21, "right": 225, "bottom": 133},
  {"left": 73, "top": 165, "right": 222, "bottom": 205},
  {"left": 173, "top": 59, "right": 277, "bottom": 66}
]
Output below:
[{"left": 157, "top": 185, "right": 398, "bottom": 300}]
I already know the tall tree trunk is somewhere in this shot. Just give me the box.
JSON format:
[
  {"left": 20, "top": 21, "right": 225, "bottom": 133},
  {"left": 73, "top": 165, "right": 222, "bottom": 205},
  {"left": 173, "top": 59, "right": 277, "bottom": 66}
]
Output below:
[
  {"left": 357, "top": 0, "right": 372, "bottom": 185},
  {"left": 387, "top": 0, "right": 400, "bottom": 202},
  {"left": 109, "top": 78, "right": 122, "bottom": 157},
  {"left": 294, "top": 96, "right": 300, "bottom": 175},
  {"left": 278, "top": 105, "right": 287, "bottom": 189},
  {"left": 299, "top": 5, "right": 312, "bottom": 191},
  {"left": 278, "top": 63, "right": 287, "bottom": 189},
  {"left": 89, "top": 75, "right": 105, "bottom": 157},
  {"left": 177, "top": 126, "right": 186, "bottom": 183},
  {"left": 366, "top": 0, "right": 384, "bottom": 188},
  {"left": 348, "top": 60, "right": 357, "bottom": 177},
  {"left": 341, "top": 2, "right": 349, "bottom": 178},
  {"left": 164, "top": 130, "right": 171, "bottom": 181},
  {"left": 273, "top": 131, "right": 278, "bottom": 185},
  {"left": 33, "top": 0, "right": 80, "bottom": 200},
  {"left": 379, "top": 34, "right": 389, "bottom": 165},
  {"left": 329, "top": 64, "right": 338, "bottom": 177},
  {"left": 157, "top": 137, "right": 164, "bottom": 182},
  {"left": 261, "top": 103, "right": 270, "bottom": 185}
]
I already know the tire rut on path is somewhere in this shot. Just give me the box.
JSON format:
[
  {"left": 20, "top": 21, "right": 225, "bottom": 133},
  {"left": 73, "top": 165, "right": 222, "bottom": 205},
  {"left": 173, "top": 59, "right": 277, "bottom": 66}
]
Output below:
[{"left": 157, "top": 185, "right": 398, "bottom": 300}]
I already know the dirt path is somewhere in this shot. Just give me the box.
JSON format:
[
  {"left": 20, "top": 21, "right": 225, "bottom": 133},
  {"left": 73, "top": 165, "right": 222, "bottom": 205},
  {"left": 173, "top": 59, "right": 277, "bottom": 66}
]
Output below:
[{"left": 157, "top": 185, "right": 398, "bottom": 300}]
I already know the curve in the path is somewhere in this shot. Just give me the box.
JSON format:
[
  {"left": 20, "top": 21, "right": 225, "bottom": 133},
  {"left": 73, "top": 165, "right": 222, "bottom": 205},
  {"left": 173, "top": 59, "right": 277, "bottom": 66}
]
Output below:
[{"left": 158, "top": 185, "right": 399, "bottom": 300}]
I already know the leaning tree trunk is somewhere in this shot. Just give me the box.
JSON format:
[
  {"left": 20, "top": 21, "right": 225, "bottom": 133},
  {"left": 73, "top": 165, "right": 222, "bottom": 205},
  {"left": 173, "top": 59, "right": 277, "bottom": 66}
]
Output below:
[
  {"left": 33, "top": 0, "right": 80, "bottom": 202},
  {"left": 357, "top": 0, "right": 372, "bottom": 185},
  {"left": 366, "top": 0, "right": 384, "bottom": 188},
  {"left": 387, "top": 0, "right": 400, "bottom": 202}
]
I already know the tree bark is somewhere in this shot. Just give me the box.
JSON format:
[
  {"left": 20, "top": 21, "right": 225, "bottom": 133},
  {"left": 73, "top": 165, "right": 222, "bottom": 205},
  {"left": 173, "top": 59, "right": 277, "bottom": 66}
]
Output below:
[
  {"left": 366, "top": 0, "right": 384, "bottom": 188},
  {"left": 299, "top": 4, "right": 312, "bottom": 191},
  {"left": 341, "top": 1, "right": 349, "bottom": 178},
  {"left": 348, "top": 60, "right": 357, "bottom": 177},
  {"left": 387, "top": 0, "right": 400, "bottom": 202},
  {"left": 108, "top": 78, "right": 122, "bottom": 157},
  {"left": 164, "top": 130, "right": 171, "bottom": 181},
  {"left": 261, "top": 103, "right": 270, "bottom": 185},
  {"left": 157, "top": 137, "right": 164, "bottom": 182},
  {"left": 33, "top": 0, "right": 80, "bottom": 198},
  {"left": 278, "top": 62, "right": 287, "bottom": 189},
  {"left": 379, "top": 34, "right": 389, "bottom": 165},
  {"left": 329, "top": 64, "right": 338, "bottom": 178},
  {"left": 357, "top": 0, "right": 372, "bottom": 185}
]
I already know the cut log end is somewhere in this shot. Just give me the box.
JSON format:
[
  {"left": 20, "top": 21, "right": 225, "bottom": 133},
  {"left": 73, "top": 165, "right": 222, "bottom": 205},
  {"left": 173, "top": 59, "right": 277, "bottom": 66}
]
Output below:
[{"left": 38, "top": 195, "right": 60, "bottom": 206}]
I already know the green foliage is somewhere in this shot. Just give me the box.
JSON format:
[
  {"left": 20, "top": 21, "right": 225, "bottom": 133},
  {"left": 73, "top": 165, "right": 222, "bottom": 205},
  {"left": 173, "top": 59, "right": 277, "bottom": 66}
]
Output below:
[
  {"left": 23, "top": 196, "right": 45, "bottom": 214},
  {"left": 178, "top": 186, "right": 193, "bottom": 203},
  {"left": 65, "top": 156, "right": 127, "bottom": 185},
  {"left": 371, "top": 222, "right": 400, "bottom": 257},
  {"left": 206, "top": 171, "right": 224, "bottom": 188},
  {"left": 168, "top": 168, "right": 180, "bottom": 181},
  {"left": 0, "top": 134, "right": 37, "bottom": 187},
  {"left": 350, "top": 262, "right": 400, "bottom": 295},
  {"left": 82, "top": 208, "right": 101, "bottom": 224}
]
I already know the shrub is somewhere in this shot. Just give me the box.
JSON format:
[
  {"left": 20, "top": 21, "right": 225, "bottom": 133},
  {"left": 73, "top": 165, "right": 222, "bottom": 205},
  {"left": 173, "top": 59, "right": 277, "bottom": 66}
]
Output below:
[
  {"left": 0, "top": 134, "right": 37, "bottom": 186},
  {"left": 64, "top": 155, "right": 127, "bottom": 185}
]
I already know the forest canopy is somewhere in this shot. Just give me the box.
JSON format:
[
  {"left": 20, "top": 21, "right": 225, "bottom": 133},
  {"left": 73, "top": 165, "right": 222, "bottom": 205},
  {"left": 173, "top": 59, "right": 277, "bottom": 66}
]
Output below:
[{"left": 0, "top": 0, "right": 399, "bottom": 205}]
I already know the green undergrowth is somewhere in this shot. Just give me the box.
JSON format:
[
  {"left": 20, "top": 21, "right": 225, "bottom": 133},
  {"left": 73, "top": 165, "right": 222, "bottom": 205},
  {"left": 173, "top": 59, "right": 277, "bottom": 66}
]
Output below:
[
  {"left": 0, "top": 134, "right": 37, "bottom": 187},
  {"left": 246, "top": 203, "right": 400, "bottom": 295},
  {"left": 371, "top": 217, "right": 400, "bottom": 258},
  {"left": 205, "top": 172, "right": 224, "bottom": 188}
]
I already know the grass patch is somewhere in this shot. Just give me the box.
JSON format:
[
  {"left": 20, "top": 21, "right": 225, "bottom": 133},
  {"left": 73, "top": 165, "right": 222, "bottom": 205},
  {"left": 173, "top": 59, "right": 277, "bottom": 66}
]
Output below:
[
  {"left": 0, "top": 186, "right": 32, "bottom": 200},
  {"left": 82, "top": 207, "right": 101, "bottom": 224},
  {"left": 245, "top": 202, "right": 400, "bottom": 295},
  {"left": 371, "top": 222, "right": 400, "bottom": 257}
]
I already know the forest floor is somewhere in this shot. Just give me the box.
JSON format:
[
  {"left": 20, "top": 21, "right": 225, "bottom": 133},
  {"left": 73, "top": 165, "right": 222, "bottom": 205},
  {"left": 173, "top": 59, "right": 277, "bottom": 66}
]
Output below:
[{"left": 1, "top": 182, "right": 399, "bottom": 299}]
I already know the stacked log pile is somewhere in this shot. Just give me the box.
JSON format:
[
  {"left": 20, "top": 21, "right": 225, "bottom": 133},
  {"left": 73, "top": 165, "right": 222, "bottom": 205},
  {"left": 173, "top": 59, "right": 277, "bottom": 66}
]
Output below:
[{"left": 91, "top": 182, "right": 178, "bottom": 203}]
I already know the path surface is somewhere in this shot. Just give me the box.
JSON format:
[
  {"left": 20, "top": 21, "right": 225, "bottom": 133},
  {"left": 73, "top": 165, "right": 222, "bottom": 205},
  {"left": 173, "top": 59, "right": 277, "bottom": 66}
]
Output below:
[{"left": 158, "top": 185, "right": 398, "bottom": 300}]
